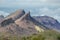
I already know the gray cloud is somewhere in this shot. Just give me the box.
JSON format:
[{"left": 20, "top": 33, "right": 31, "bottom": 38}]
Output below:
[
  {"left": 0, "top": 0, "right": 60, "bottom": 22},
  {"left": 0, "top": 11, "right": 9, "bottom": 17},
  {"left": 0, "top": 0, "right": 60, "bottom": 7},
  {"left": 38, "top": 7, "right": 60, "bottom": 22}
]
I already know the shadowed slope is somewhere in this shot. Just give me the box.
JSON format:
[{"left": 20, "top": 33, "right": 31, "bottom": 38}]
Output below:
[{"left": 33, "top": 16, "right": 60, "bottom": 32}]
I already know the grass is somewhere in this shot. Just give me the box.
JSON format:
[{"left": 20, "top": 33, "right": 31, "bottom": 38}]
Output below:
[{"left": 0, "top": 30, "right": 60, "bottom": 40}]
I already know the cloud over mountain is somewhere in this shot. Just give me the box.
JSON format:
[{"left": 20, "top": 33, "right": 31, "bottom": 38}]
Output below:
[
  {"left": 29, "top": 7, "right": 60, "bottom": 22},
  {"left": 0, "top": 11, "right": 9, "bottom": 17},
  {"left": 39, "top": 8, "right": 60, "bottom": 22}
]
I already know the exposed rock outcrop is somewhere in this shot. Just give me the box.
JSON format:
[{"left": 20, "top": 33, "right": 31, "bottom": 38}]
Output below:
[
  {"left": 6, "top": 9, "right": 25, "bottom": 20},
  {"left": 1, "top": 18, "right": 14, "bottom": 26}
]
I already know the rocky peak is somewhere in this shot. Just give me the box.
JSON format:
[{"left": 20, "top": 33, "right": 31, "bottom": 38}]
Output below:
[
  {"left": 15, "top": 11, "right": 31, "bottom": 22},
  {"left": 6, "top": 9, "right": 25, "bottom": 20},
  {"left": 19, "top": 11, "right": 31, "bottom": 21},
  {"left": 15, "top": 9, "right": 25, "bottom": 14}
]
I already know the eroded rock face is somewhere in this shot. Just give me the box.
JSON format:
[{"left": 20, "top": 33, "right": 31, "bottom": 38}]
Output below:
[
  {"left": 1, "top": 18, "right": 14, "bottom": 26},
  {"left": 6, "top": 9, "right": 25, "bottom": 20}
]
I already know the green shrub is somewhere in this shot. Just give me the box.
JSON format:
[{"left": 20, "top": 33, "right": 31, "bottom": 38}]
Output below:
[{"left": 0, "top": 30, "right": 60, "bottom": 40}]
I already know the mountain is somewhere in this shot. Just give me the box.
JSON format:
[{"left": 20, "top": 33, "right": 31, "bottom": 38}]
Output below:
[
  {"left": 0, "top": 10, "right": 48, "bottom": 35},
  {"left": 15, "top": 12, "right": 49, "bottom": 35},
  {"left": 33, "top": 16, "right": 60, "bottom": 32},
  {"left": 0, "top": 15, "right": 4, "bottom": 23},
  {"left": 6, "top": 9, "right": 25, "bottom": 20}
]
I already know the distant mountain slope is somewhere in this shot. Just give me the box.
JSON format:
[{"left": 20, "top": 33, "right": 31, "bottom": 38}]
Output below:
[{"left": 33, "top": 16, "right": 60, "bottom": 31}]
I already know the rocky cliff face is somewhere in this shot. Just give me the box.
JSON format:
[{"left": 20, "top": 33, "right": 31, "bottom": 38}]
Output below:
[{"left": 6, "top": 9, "right": 25, "bottom": 20}]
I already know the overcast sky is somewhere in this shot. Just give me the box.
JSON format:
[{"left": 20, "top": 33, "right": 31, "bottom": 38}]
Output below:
[
  {"left": 0, "top": 0, "right": 60, "bottom": 22},
  {"left": 0, "top": 0, "right": 60, "bottom": 7}
]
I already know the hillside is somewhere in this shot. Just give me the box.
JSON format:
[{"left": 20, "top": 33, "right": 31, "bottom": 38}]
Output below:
[
  {"left": 33, "top": 16, "right": 60, "bottom": 32},
  {"left": 0, "top": 9, "right": 48, "bottom": 35}
]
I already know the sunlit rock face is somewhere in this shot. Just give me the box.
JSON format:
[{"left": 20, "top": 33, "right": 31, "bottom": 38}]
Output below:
[
  {"left": 6, "top": 9, "right": 25, "bottom": 20},
  {"left": 35, "top": 25, "right": 44, "bottom": 32}
]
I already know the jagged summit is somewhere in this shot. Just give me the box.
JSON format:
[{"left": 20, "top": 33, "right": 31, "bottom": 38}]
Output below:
[
  {"left": 15, "top": 9, "right": 25, "bottom": 13},
  {"left": 15, "top": 11, "right": 33, "bottom": 28},
  {"left": 16, "top": 11, "right": 31, "bottom": 21},
  {"left": 15, "top": 11, "right": 47, "bottom": 32},
  {"left": 6, "top": 9, "right": 25, "bottom": 20}
]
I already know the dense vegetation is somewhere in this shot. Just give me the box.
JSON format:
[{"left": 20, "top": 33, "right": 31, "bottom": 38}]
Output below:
[{"left": 0, "top": 30, "right": 60, "bottom": 40}]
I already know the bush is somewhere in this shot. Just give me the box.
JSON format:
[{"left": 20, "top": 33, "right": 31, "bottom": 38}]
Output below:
[{"left": 0, "top": 30, "right": 60, "bottom": 40}]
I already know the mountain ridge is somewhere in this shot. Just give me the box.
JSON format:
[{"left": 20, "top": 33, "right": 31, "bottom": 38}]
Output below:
[
  {"left": 33, "top": 16, "right": 60, "bottom": 32},
  {"left": 0, "top": 9, "right": 48, "bottom": 35}
]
